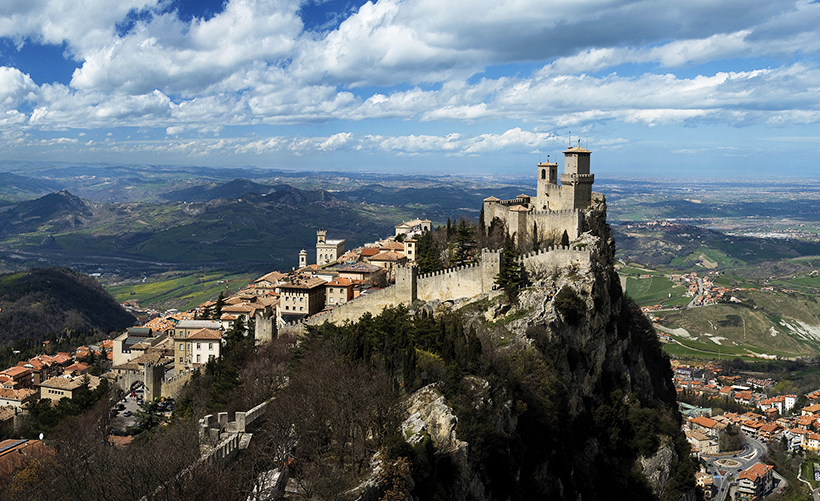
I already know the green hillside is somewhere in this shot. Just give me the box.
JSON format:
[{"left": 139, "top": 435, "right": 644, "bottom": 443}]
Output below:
[{"left": 0, "top": 267, "right": 135, "bottom": 346}]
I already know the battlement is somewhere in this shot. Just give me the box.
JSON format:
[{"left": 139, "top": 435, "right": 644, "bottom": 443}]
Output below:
[
  {"left": 417, "top": 261, "right": 480, "bottom": 280},
  {"left": 528, "top": 208, "right": 581, "bottom": 217},
  {"left": 519, "top": 245, "right": 588, "bottom": 260}
]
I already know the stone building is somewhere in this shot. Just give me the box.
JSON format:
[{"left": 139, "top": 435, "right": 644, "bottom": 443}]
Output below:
[
  {"left": 483, "top": 145, "right": 602, "bottom": 245},
  {"left": 316, "top": 230, "right": 345, "bottom": 266}
]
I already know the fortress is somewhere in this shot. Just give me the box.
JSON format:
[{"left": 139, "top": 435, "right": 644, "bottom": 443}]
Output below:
[
  {"left": 483, "top": 144, "right": 602, "bottom": 245},
  {"left": 276, "top": 146, "right": 605, "bottom": 335}
]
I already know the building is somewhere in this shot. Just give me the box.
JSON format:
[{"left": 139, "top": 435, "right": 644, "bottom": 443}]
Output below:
[
  {"left": 736, "top": 463, "right": 774, "bottom": 498},
  {"left": 174, "top": 328, "right": 223, "bottom": 375},
  {"left": 482, "top": 145, "right": 602, "bottom": 245},
  {"left": 37, "top": 374, "right": 101, "bottom": 402},
  {"left": 112, "top": 327, "right": 170, "bottom": 367},
  {"left": 0, "top": 387, "right": 37, "bottom": 409},
  {"left": 174, "top": 320, "right": 223, "bottom": 339},
  {"left": 277, "top": 275, "right": 327, "bottom": 322},
  {"left": 395, "top": 218, "right": 431, "bottom": 237},
  {"left": 325, "top": 277, "right": 354, "bottom": 307},
  {"left": 316, "top": 230, "right": 345, "bottom": 266}
]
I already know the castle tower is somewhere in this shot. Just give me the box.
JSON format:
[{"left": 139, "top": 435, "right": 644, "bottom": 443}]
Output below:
[
  {"left": 560, "top": 145, "right": 594, "bottom": 210},
  {"left": 317, "top": 230, "right": 326, "bottom": 245},
  {"left": 299, "top": 249, "right": 307, "bottom": 268},
  {"left": 536, "top": 158, "right": 559, "bottom": 211}
]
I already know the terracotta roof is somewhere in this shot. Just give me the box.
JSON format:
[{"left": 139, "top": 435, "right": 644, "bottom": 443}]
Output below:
[
  {"left": 187, "top": 328, "right": 223, "bottom": 341},
  {"left": 689, "top": 416, "right": 718, "bottom": 429},
  {"left": 0, "top": 387, "right": 36, "bottom": 401},
  {"left": 368, "top": 251, "right": 407, "bottom": 262},
  {"left": 326, "top": 277, "right": 353, "bottom": 287},
  {"left": 483, "top": 196, "right": 501, "bottom": 202},
  {"left": 338, "top": 262, "right": 382, "bottom": 273},
  {"left": 738, "top": 463, "right": 772, "bottom": 482},
  {"left": 380, "top": 241, "right": 405, "bottom": 251},
  {"left": 360, "top": 248, "right": 380, "bottom": 257},
  {"left": 280, "top": 276, "right": 327, "bottom": 290},
  {"left": 256, "top": 271, "right": 288, "bottom": 284},
  {"left": 0, "top": 367, "right": 31, "bottom": 378},
  {"left": 564, "top": 146, "right": 591, "bottom": 153},
  {"left": 39, "top": 375, "right": 100, "bottom": 391}
]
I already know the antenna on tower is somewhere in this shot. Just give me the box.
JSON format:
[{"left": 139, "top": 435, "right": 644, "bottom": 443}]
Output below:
[{"left": 567, "top": 131, "right": 571, "bottom": 148}]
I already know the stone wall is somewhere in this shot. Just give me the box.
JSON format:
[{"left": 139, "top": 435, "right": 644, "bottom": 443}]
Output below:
[
  {"left": 520, "top": 245, "right": 591, "bottom": 277},
  {"left": 417, "top": 250, "right": 501, "bottom": 301}
]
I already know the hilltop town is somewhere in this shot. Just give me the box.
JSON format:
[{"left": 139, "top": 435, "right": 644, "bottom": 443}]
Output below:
[{"left": 2, "top": 147, "right": 815, "bottom": 500}]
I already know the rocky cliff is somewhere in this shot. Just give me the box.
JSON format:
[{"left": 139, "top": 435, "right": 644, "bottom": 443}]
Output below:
[{"left": 394, "top": 197, "right": 695, "bottom": 500}]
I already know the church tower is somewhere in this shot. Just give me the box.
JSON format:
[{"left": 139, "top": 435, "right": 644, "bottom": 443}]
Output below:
[{"left": 299, "top": 249, "right": 307, "bottom": 268}]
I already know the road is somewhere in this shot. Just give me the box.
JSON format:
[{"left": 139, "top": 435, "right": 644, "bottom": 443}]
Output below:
[
  {"left": 701, "top": 435, "right": 772, "bottom": 501},
  {"left": 686, "top": 276, "right": 704, "bottom": 309}
]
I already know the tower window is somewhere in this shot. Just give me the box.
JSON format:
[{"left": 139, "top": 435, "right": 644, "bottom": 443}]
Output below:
[{"left": 541, "top": 169, "right": 546, "bottom": 179}]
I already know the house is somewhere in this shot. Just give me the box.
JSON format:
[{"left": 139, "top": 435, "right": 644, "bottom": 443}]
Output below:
[
  {"left": 0, "top": 387, "right": 37, "bottom": 409},
  {"left": 0, "top": 439, "right": 51, "bottom": 484},
  {"left": 736, "top": 463, "right": 774, "bottom": 498},
  {"left": 173, "top": 328, "right": 223, "bottom": 375},
  {"left": 394, "top": 218, "right": 432, "bottom": 237},
  {"left": 37, "top": 375, "right": 101, "bottom": 402},
  {"left": 803, "top": 403, "right": 820, "bottom": 416},
  {"left": 175, "top": 320, "right": 223, "bottom": 338},
  {"left": 695, "top": 470, "right": 714, "bottom": 500},
  {"left": 337, "top": 262, "right": 385, "bottom": 285},
  {"left": 688, "top": 416, "right": 722, "bottom": 438},
  {"left": 325, "top": 277, "right": 354, "bottom": 307},
  {"left": 254, "top": 271, "right": 288, "bottom": 296},
  {"left": 0, "top": 367, "right": 33, "bottom": 389},
  {"left": 685, "top": 430, "right": 718, "bottom": 455},
  {"left": 112, "top": 327, "right": 170, "bottom": 367},
  {"left": 367, "top": 251, "right": 408, "bottom": 279},
  {"left": 277, "top": 275, "right": 327, "bottom": 323}
]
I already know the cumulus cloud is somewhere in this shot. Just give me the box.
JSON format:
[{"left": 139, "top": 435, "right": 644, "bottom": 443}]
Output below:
[{"left": 0, "top": 0, "right": 819, "bottom": 166}]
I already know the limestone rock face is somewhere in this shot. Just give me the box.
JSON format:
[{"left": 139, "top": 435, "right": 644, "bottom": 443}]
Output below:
[
  {"left": 403, "top": 385, "right": 466, "bottom": 455},
  {"left": 640, "top": 437, "right": 679, "bottom": 497}
]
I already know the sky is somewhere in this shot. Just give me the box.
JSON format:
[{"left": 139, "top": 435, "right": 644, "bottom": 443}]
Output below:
[{"left": 1, "top": 0, "right": 820, "bottom": 178}]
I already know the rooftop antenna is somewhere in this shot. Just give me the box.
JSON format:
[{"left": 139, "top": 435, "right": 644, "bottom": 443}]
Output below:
[
  {"left": 567, "top": 131, "right": 571, "bottom": 148},
  {"left": 578, "top": 139, "right": 581, "bottom": 148}
]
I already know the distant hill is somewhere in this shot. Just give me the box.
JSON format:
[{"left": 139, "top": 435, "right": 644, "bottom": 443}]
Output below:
[
  {"left": 161, "top": 179, "right": 335, "bottom": 204},
  {"left": 0, "top": 190, "right": 92, "bottom": 236},
  {"left": 0, "top": 172, "right": 63, "bottom": 203},
  {"left": 613, "top": 222, "right": 820, "bottom": 270},
  {"left": 0, "top": 267, "right": 135, "bottom": 345}
]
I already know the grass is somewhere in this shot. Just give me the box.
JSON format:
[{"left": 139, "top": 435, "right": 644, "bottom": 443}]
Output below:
[
  {"left": 624, "top": 276, "right": 687, "bottom": 307},
  {"left": 106, "top": 270, "right": 257, "bottom": 310}
]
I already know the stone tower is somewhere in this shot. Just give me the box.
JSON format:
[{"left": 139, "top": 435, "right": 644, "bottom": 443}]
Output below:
[
  {"left": 560, "top": 145, "right": 594, "bottom": 210},
  {"left": 536, "top": 158, "right": 559, "bottom": 211}
]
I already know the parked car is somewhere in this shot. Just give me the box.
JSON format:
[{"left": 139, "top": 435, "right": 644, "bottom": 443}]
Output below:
[{"left": 123, "top": 410, "right": 132, "bottom": 417}]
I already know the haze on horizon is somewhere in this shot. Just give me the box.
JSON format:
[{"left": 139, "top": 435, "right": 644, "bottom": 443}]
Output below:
[{"left": 1, "top": 0, "right": 820, "bottom": 179}]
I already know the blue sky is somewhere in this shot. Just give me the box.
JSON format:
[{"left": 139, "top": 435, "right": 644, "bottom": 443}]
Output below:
[{"left": 1, "top": 0, "right": 820, "bottom": 178}]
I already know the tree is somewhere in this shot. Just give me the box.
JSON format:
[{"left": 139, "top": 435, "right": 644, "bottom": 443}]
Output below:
[
  {"left": 213, "top": 292, "right": 225, "bottom": 320},
  {"left": 531, "top": 221, "right": 540, "bottom": 252},
  {"left": 449, "top": 219, "right": 475, "bottom": 265},
  {"left": 495, "top": 233, "right": 523, "bottom": 300},
  {"left": 417, "top": 230, "right": 442, "bottom": 274},
  {"left": 560, "top": 229, "right": 569, "bottom": 248}
]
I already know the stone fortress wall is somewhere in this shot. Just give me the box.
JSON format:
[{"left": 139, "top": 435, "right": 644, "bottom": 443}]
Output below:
[{"left": 279, "top": 245, "right": 589, "bottom": 335}]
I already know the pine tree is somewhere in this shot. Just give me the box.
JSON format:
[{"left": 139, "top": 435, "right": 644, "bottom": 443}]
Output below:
[
  {"left": 531, "top": 222, "right": 540, "bottom": 252},
  {"left": 214, "top": 292, "right": 225, "bottom": 319},
  {"left": 417, "top": 230, "right": 442, "bottom": 274},
  {"left": 560, "top": 230, "right": 570, "bottom": 248},
  {"left": 496, "top": 233, "right": 523, "bottom": 300}
]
